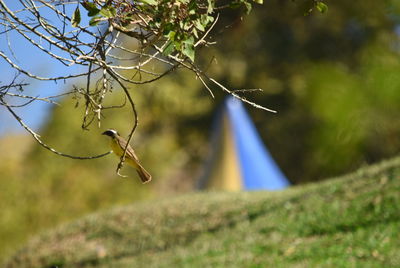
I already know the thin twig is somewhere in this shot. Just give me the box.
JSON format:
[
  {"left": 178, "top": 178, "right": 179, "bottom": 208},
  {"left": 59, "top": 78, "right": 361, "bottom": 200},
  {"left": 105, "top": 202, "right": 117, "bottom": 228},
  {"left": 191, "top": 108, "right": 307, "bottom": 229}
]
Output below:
[
  {"left": 0, "top": 0, "right": 272, "bottom": 166},
  {"left": 5, "top": 104, "right": 112, "bottom": 159},
  {"left": 106, "top": 68, "right": 138, "bottom": 177},
  {"left": 209, "top": 78, "right": 276, "bottom": 113}
]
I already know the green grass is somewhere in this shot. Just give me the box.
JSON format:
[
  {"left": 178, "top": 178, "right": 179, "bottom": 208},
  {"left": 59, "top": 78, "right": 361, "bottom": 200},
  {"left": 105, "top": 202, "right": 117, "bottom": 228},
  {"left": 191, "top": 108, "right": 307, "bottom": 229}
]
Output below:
[{"left": 5, "top": 157, "right": 400, "bottom": 268}]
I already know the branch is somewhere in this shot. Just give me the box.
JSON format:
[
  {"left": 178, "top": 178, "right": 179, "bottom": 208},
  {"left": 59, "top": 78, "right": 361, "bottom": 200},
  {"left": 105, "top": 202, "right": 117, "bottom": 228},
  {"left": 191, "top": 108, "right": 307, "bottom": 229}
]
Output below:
[
  {"left": 209, "top": 78, "right": 276, "bottom": 113},
  {"left": 106, "top": 68, "right": 138, "bottom": 177},
  {"left": 4, "top": 104, "right": 112, "bottom": 160},
  {"left": 0, "top": 0, "right": 271, "bottom": 166}
]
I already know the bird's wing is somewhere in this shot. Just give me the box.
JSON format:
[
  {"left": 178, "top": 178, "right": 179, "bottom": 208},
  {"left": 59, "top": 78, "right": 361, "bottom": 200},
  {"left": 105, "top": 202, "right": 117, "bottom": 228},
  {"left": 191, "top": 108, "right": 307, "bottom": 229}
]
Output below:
[{"left": 116, "top": 136, "right": 140, "bottom": 161}]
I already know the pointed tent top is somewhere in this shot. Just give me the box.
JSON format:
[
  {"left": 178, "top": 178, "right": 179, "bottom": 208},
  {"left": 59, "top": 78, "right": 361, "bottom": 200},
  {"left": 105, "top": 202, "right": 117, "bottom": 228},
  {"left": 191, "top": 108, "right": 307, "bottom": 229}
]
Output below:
[
  {"left": 225, "top": 96, "right": 290, "bottom": 190},
  {"left": 198, "top": 96, "right": 290, "bottom": 191}
]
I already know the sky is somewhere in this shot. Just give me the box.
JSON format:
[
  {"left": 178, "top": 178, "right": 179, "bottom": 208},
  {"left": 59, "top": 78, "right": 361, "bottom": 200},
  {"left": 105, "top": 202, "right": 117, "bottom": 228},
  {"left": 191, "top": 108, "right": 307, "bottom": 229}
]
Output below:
[{"left": 0, "top": 1, "right": 91, "bottom": 136}]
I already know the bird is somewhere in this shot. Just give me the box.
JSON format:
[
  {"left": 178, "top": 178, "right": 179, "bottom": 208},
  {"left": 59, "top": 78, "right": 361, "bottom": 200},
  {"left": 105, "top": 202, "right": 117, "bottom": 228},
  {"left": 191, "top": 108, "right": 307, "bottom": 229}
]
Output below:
[{"left": 102, "top": 129, "right": 152, "bottom": 183}]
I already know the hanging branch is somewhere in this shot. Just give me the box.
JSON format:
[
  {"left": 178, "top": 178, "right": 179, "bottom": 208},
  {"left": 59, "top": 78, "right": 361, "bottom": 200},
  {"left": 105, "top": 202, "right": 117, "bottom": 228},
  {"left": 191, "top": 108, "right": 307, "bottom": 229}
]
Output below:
[
  {"left": 4, "top": 102, "right": 112, "bottom": 159},
  {"left": 0, "top": 0, "right": 291, "bottom": 175}
]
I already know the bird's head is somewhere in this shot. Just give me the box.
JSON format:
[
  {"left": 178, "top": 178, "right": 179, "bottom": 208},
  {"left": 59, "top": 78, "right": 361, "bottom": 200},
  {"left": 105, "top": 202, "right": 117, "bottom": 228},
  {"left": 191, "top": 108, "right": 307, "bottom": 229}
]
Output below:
[{"left": 102, "top": 129, "right": 119, "bottom": 138}]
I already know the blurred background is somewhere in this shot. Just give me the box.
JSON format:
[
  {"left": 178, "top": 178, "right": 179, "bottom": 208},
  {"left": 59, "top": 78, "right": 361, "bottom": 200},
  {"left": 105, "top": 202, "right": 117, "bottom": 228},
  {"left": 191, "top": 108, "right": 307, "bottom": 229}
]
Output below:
[{"left": 1, "top": 0, "right": 400, "bottom": 261}]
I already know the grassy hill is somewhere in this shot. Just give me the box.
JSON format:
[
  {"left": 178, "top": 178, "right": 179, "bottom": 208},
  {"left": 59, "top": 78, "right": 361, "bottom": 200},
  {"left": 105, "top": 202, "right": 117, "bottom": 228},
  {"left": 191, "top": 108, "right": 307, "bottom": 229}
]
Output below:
[{"left": 4, "top": 157, "right": 400, "bottom": 268}]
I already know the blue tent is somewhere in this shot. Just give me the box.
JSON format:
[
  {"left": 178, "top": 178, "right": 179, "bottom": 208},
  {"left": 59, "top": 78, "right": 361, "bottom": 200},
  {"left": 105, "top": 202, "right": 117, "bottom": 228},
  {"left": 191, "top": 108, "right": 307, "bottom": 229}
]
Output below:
[{"left": 198, "top": 96, "right": 290, "bottom": 191}]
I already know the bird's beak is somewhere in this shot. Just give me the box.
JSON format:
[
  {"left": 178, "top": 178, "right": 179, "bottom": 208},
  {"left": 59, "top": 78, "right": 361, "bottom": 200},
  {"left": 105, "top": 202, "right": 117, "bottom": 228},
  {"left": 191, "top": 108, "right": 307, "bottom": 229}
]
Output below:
[{"left": 101, "top": 131, "right": 107, "bottom": 135}]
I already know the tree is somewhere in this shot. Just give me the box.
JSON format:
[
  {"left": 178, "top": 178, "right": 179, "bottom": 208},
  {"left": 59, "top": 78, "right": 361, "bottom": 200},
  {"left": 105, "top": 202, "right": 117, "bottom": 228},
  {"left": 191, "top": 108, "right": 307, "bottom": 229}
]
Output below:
[
  {"left": 201, "top": 0, "right": 400, "bottom": 183},
  {"left": 0, "top": 0, "right": 244, "bottom": 169},
  {"left": 0, "top": 0, "right": 328, "bottom": 173}
]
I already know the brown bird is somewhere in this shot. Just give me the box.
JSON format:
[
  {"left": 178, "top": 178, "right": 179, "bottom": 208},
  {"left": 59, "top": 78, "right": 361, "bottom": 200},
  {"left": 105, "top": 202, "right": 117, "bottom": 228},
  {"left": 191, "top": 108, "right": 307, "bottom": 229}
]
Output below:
[{"left": 102, "top": 129, "right": 152, "bottom": 183}]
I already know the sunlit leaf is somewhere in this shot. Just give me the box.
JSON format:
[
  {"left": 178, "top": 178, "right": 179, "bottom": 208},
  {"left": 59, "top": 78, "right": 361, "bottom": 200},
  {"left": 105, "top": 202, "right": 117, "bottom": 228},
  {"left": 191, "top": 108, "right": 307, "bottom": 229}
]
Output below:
[
  {"left": 182, "top": 37, "right": 195, "bottom": 61},
  {"left": 81, "top": 2, "right": 100, "bottom": 17},
  {"left": 163, "top": 41, "right": 175, "bottom": 56},
  {"left": 316, "top": 2, "right": 328, "bottom": 13},
  {"left": 100, "top": 5, "right": 117, "bottom": 18},
  {"left": 244, "top": 2, "right": 252, "bottom": 14},
  {"left": 194, "top": 19, "right": 205, "bottom": 32},
  {"left": 207, "top": 0, "right": 214, "bottom": 13},
  {"left": 71, "top": 7, "right": 81, "bottom": 27},
  {"left": 89, "top": 16, "right": 102, "bottom": 26},
  {"left": 139, "top": 0, "right": 157, "bottom": 5}
]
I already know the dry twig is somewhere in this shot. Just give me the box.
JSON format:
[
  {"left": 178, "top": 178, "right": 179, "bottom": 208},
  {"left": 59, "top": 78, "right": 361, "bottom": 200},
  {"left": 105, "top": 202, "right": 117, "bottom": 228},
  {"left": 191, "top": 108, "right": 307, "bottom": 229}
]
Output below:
[{"left": 0, "top": 0, "right": 274, "bottom": 175}]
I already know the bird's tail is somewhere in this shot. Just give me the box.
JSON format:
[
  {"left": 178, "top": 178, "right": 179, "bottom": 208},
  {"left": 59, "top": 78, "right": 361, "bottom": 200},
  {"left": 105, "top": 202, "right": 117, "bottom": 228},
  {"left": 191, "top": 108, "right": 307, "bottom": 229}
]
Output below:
[{"left": 136, "top": 164, "right": 152, "bottom": 184}]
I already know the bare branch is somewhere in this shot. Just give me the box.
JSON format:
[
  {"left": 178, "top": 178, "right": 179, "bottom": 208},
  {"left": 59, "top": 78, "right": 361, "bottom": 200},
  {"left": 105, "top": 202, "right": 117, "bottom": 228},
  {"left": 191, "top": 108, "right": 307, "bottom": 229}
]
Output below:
[
  {"left": 106, "top": 68, "right": 138, "bottom": 177},
  {"left": 0, "top": 0, "right": 270, "bottom": 170},
  {"left": 5, "top": 104, "right": 112, "bottom": 159},
  {"left": 209, "top": 78, "right": 276, "bottom": 113}
]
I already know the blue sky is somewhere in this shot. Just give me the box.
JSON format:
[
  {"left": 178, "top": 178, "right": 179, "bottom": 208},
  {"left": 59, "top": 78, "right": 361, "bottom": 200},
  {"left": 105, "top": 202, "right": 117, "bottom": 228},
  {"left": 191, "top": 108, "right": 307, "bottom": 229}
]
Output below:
[{"left": 0, "top": 1, "right": 90, "bottom": 136}]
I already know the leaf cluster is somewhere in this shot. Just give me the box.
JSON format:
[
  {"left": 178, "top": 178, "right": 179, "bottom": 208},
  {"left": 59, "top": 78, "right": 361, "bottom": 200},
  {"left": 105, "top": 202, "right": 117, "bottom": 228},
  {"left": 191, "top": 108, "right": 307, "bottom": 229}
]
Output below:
[
  {"left": 291, "top": 0, "right": 328, "bottom": 16},
  {"left": 72, "top": 0, "right": 268, "bottom": 61}
]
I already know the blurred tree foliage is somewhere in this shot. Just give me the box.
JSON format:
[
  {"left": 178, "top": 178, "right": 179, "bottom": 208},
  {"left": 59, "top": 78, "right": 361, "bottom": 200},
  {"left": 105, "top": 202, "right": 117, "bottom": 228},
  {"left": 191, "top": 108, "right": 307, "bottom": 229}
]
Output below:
[
  {"left": 1, "top": 0, "right": 400, "bottom": 261},
  {"left": 0, "top": 70, "right": 214, "bottom": 261},
  {"left": 202, "top": 0, "right": 400, "bottom": 182}
]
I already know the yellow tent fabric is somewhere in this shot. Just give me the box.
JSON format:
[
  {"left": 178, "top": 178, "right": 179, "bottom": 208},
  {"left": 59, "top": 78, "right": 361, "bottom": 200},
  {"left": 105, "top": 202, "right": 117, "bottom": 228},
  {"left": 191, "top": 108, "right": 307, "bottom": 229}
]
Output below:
[
  {"left": 198, "top": 97, "right": 290, "bottom": 191},
  {"left": 204, "top": 112, "right": 242, "bottom": 191}
]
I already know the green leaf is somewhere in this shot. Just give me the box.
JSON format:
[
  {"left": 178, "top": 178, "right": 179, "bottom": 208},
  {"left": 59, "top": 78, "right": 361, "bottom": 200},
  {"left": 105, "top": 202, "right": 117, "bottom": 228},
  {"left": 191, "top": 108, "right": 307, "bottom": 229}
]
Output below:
[
  {"left": 192, "top": 28, "right": 199, "bottom": 38},
  {"left": 88, "top": 8, "right": 100, "bottom": 17},
  {"left": 182, "top": 37, "right": 195, "bottom": 61},
  {"left": 174, "top": 40, "right": 182, "bottom": 51},
  {"left": 168, "top": 31, "right": 176, "bottom": 40},
  {"left": 182, "top": 45, "right": 195, "bottom": 61},
  {"left": 100, "top": 5, "right": 117, "bottom": 18},
  {"left": 89, "top": 16, "right": 102, "bottom": 26},
  {"left": 201, "top": 14, "right": 214, "bottom": 26},
  {"left": 194, "top": 19, "right": 205, "bottom": 32},
  {"left": 162, "top": 23, "right": 175, "bottom": 37},
  {"left": 183, "top": 36, "right": 194, "bottom": 45},
  {"left": 139, "top": 0, "right": 157, "bottom": 5},
  {"left": 244, "top": 2, "right": 252, "bottom": 14},
  {"left": 207, "top": 0, "right": 214, "bottom": 14},
  {"left": 316, "top": 2, "right": 328, "bottom": 13},
  {"left": 163, "top": 41, "right": 175, "bottom": 56},
  {"left": 71, "top": 7, "right": 81, "bottom": 27},
  {"left": 253, "top": 0, "right": 263, "bottom": 4},
  {"left": 229, "top": 2, "right": 242, "bottom": 9},
  {"left": 81, "top": 2, "right": 100, "bottom": 17}
]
